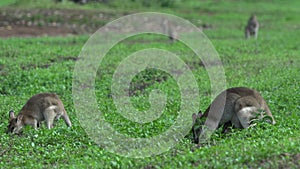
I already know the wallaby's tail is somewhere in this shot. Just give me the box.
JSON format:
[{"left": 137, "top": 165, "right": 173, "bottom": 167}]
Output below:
[{"left": 62, "top": 109, "right": 72, "bottom": 127}]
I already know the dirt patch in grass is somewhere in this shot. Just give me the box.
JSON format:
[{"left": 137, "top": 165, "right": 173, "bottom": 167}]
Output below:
[
  {"left": 0, "top": 25, "right": 76, "bottom": 37},
  {"left": 129, "top": 71, "right": 169, "bottom": 96},
  {"left": 20, "top": 63, "right": 51, "bottom": 70},
  {"left": 247, "top": 153, "right": 300, "bottom": 168},
  {"left": 49, "top": 56, "right": 79, "bottom": 62},
  {"left": 0, "top": 8, "right": 119, "bottom": 38},
  {"left": 0, "top": 8, "right": 213, "bottom": 38},
  {"left": 19, "top": 56, "right": 79, "bottom": 70}
]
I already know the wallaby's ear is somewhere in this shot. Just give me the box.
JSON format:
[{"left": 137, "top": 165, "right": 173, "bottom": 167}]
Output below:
[
  {"left": 192, "top": 113, "right": 197, "bottom": 119},
  {"left": 197, "top": 111, "right": 203, "bottom": 118},
  {"left": 17, "top": 114, "right": 23, "bottom": 124},
  {"left": 9, "top": 110, "right": 15, "bottom": 120},
  {"left": 192, "top": 113, "right": 197, "bottom": 124},
  {"left": 192, "top": 111, "right": 204, "bottom": 124}
]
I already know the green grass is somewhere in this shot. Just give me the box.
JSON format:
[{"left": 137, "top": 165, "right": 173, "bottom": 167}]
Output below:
[
  {"left": 0, "top": 0, "right": 16, "bottom": 7},
  {"left": 0, "top": 0, "right": 300, "bottom": 168}
]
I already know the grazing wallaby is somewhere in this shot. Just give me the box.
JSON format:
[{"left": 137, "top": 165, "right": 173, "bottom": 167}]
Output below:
[
  {"left": 168, "top": 26, "right": 178, "bottom": 43},
  {"left": 7, "top": 93, "right": 72, "bottom": 134},
  {"left": 245, "top": 15, "right": 259, "bottom": 39},
  {"left": 192, "top": 87, "right": 275, "bottom": 144},
  {"left": 163, "top": 19, "right": 178, "bottom": 43}
]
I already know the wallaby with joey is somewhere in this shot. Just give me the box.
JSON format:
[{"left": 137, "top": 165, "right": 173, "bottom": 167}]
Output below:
[
  {"left": 7, "top": 93, "right": 72, "bottom": 134},
  {"left": 245, "top": 14, "right": 259, "bottom": 39},
  {"left": 192, "top": 87, "right": 275, "bottom": 144}
]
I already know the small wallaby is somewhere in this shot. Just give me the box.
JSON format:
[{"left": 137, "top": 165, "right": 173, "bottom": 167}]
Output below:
[
  {"left": 163, "top": 19, "right": 178, "bottom": 43},
  {"left": 7, "top": 93, "right": 72, "bottom": 134},
  {"left": 192, "top": 87, "right": 275, "bottom": 144},
  {"left": 245, "top": 14, "right": 259, "bottom": 39},
  {"left": 168, "top": 26, "right": 178, "bottom": 43}
]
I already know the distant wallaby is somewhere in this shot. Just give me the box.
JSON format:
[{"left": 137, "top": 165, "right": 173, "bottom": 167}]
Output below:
[
  {"left": 7, "top": 93, "right": 72, "bottom": 134},
  {"left": 163, "top": 19, "right": 178, "bottom": 43},
  {"left": 192, "top": 87, "right": 275, "bottom": 144},
  {"left": 245, "top": 15, "right": 259, "bottom": 39},
  {"left": 168, "top": 26, "right": 178, "bottom": 43}
]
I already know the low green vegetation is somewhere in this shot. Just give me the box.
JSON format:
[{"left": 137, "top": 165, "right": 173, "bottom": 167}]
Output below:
[{"left": 0, "top": 0, "right": 299, "bottom": 168}]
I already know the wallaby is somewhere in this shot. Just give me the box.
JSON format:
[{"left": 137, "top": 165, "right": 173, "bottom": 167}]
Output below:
[
  {"left": 163, "top": 19, "right": 178, "bottom": 43},
  {"left": 168, "top": 26, "right": 178, "bottom": 43},
  {"left": 192, "top": 87, "right": 275, "bottom": 144},
  {"left": 7, "top": 93, "right": 72, "bottom": 134},
  {"left": 245, "top": 14, "right": 259, "bottom": 39}
]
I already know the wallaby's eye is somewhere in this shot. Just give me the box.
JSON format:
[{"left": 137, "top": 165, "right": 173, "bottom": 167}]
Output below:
[
  {"left": 7, "top": 119, "right": 17, "bottom": 133},
  {"left": 7, "top": 125, "right": 14, "bottom": 133},
  {"left": 9, "top": 124, "right": 14, "bottom": 131}
]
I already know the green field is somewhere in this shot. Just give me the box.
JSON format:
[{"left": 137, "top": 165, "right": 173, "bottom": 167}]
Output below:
[{"left": 0, "top": 0, "right": 299, "bottom": 168}]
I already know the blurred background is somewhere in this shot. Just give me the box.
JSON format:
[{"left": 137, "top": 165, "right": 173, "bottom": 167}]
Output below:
[{"left": 1, "top": 0, "right": 298, "bottom": 38}]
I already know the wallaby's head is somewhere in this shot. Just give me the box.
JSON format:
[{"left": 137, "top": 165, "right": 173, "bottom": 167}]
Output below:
[
  {"left": 7, "top": 110, "right": 24, "bottom": 134},
  {"left": 251, "top": 14, "right": 257, "bottom": 20},
  {"left": 192, "top": 111, "right": 204, "bottom": 144}
]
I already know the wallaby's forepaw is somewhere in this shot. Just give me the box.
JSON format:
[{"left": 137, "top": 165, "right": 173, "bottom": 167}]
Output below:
[
  {"left": 190, "top": 143, "right": 203, "bottom": 152},
  {"left": 249, "top": 110, "right": 273, "bottom": 128}
]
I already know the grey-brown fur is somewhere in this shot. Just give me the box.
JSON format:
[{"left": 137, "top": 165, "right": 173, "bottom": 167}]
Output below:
[
  {"left": 192, "top": 87, "right": 275, "bottom": 144},
  {"left": 7, "top": 93, "right": 71, "bottom": 134},
  {"left": 245, "top": 15, "right": 259, "bottom": 39}
]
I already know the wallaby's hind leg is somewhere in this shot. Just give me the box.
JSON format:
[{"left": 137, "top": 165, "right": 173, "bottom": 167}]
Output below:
[
  {"left": 28, "top": 118, "right": 39, "bottom": 130},
  {"left": 254, "top": 29, "right": 258, "bottom": 39},
  {"left": 236, "top": 106, "right": 257, "bottom": 128},
  {"left": 43, "top": 106, "right": 57, "bottom": 129},
  {"left": 245, "top": 29, "right": 250, "bottom": 39},
  {"left": 231, "top": 113, "right": 243, "bottom": 129},
  {"left": 62, "top": 110, "right": 72, "bottom": 127}
]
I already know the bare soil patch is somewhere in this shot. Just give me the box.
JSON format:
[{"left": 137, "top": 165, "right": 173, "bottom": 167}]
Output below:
[
  {"left": 0, "top": 25, "right": 76, "bottom": 37},
  {"left": 0, "top": 8, "right": 118, "bottom": 38}
]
